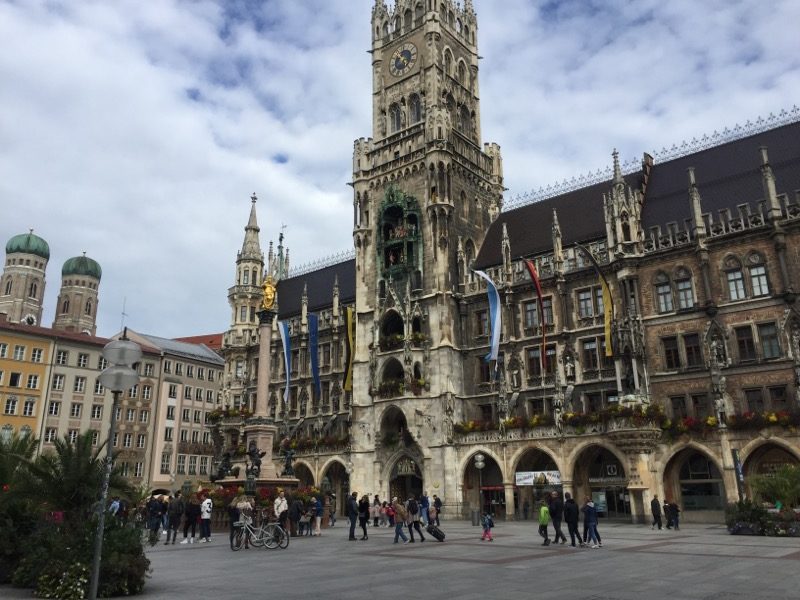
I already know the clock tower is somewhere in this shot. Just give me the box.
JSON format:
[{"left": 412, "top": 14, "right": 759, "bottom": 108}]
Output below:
[{"left": 350, "top": 0, "right": 504, "bottom": 499}]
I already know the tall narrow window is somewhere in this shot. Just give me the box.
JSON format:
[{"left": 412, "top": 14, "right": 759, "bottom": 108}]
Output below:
[
  {"left": 758, "top": 323, "right": 780, "bottom": 359},
  {"left": 29, "top": 282, "right": 37, "bottom": 298},
  {"left": 409, "top": 94, "right": 422, "bottom": 123},
  {"left": 675, "top": 268, "right": 694, "bottom": 309},
  {"left": 683, "top": 334, "right": 703, "bottom": 368},
  {"left": 735, "top": 326, "right": 756, "bottom": 361},
  {"left": 750, "top": 265, "right": 769, "bottom": 297},
  {"left": 62, "top": 298, "right": 70, "bottom": 313},
  {"left": 85, "top": 299, "right": 92, "bottom": 315},
  {"left": 3, "top": 279, "right": 11, "bottom": 295},
  {"left": 663, "top": 337, "right": 681, "bottom": 370},
  {"left": 389, "top": 103, "right": 402, "bottom": 133}
]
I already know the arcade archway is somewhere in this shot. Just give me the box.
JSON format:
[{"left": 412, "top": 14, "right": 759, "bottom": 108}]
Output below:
[
  {"left": 573, "top": 445, "right": 630, "bottom": 519},
  {"left": 743, "top": 443, "right": 799, "bottom": 499},
  {"left": 463, "top": 451, "right": 504, "bottom": 518},
  {"left": 663, "top": 448, "right": 726, "bottom": 515},
  {"left": 320, "top": 460, "right": 348, "bottom": 517},
  {"left": 293, "top": 462, "right": 314, "bottom": 488},
  {"left": 388, "top": 454, "right": 423, "bottom": 501},
  {"left": 514, "top": 447, "right": 560, "bottom": 521}
]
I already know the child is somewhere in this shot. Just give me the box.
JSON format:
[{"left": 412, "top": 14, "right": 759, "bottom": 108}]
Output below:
[
  {"left": 481, "top": 512, "right": 494, "bottom": 541},
  {"left": 538, "top": 501, "right": 551, "bottom": 546}
]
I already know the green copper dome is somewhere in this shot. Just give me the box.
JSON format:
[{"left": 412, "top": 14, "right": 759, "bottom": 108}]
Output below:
[
  {"left": 5, "top": 231, "right": 50, "bottom": 260},
  {"left": 62, "top": 254, "right": 102, "bottom": 280}
]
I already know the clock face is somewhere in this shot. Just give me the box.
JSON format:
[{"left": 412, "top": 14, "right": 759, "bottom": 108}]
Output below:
[{"left": 389, "top": 43, "right": 418, "bottom": 77}]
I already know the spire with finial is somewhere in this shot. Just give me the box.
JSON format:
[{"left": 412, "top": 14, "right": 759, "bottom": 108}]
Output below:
[
  {"left": 333, "top": 274, "right": 340, "bottom": 319},
  {"left": 760, "top": 146, "right": 782, "bottom": 223},
  {"left": 687, "top": 167, "right": 706, "bottom": 240},
  {"left": 240, "top": 193, "right": 262, "bottom": 260},
  {"left": 301, "top": 282, "right": 308, "bottom": 330},
  {"left": 552, "top": 209, "right": 564, "bottom": 272},
  {"left": 612, "top": 148, "right": 623, "bottom": 185}
]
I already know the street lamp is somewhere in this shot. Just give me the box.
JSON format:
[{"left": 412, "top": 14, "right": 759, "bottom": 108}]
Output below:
[
  {"left": 474, "top": 453, "right": 485, "bottom": 515},
  {"left": 89, "top": 336, "right": 141, "bottom": 600}
]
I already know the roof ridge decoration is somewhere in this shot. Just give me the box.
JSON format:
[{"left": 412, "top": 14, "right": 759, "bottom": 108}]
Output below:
[
  {"left": 503, "top": 104, "right": 800, "bottom": 213},
  {"left": 290, "top": 249, "right": 356, "bottom": 277}
]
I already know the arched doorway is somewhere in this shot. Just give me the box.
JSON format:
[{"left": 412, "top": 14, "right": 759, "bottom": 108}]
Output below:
[
  {"left": 663, "top": 448, "right": 726, "bottom": 518},
  {"left": 320, "top": 460, "right": 348, "bottom": 517},
  {"left": 743, "top": 444, "right": 799, "bottom": 498},
  {"left": 573, "top": 445, "right": 630, "bottom": 520},
  {"left": 389, "top": 455, "right": 423, "bottom": 501},
  {"left": 514, "top": 447, "right": 560, "bottom": 521},
  {"left": 294, "top": 462, "right": 314, "bottom": 488},
  {"left": 463, "top": 451, "right": 504, "bottom": 518}
]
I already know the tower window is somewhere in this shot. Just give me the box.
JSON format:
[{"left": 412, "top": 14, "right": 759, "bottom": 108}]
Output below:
[
  {"left": 409, "top": 94, "right": 422, "bottom": 123},
  {"left": 62, "top": 298, "right": 70, "bottom": 314},
  {"left": 29, "top": 282, "right": 37, "bottom": 299},
  {"left": 444, "top": 50, "right": 452, "bottom": 77},
  {"left": 243, "top": 270, "right": 249, "bottom": 285},
  {"left": 4, "top": 279, "right": 11, "bottom": 295},
  {"left": 85, "top": 299, "right": 92, "bottom": 315},
  {"left": 389, "top": 103, "right": 402, "bottom": 133}
]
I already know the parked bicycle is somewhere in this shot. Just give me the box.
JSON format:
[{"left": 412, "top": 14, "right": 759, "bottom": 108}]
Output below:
[{"left": 231, "top": 512, "right": 289, "bottom": 551}]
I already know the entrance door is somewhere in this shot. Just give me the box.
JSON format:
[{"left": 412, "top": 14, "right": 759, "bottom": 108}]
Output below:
[
  {"left": 600, "top": 486, "right": 631, "bottom": 519},
  {"left": 390, "top": 456, "right": 422, "bottom": 500}
]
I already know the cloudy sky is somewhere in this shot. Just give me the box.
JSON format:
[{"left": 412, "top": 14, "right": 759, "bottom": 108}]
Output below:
[{"left": 1, "top": 0, "right": 798, "bottom": 339}]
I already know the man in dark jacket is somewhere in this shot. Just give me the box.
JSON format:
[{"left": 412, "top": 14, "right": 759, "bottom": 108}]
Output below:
[
  {"left": 549, "top": 491, "right": 567, "bottom": 544},
  {"left": 563, "top": 492, "right": 582, "bottom": 547},
  {"left": 166, "top": 491, "right": 185, "bottom": 544},
  {"left": 651, "top": 494, "right": 662, "bottom": 530},
  {"left": 289, "top": 498, "right": 303, "bottom": 537},
  {"left": 347, "top": 491, "right": 359, "bottom": 541}
]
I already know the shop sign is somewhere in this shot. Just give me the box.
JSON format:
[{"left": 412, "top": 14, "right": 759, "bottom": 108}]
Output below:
[
  {"left": 515, "top": 470, "right": 561, "bottom": 486},
  {"left": 588, "top": 477, "right": 628, "bottom": 485}
]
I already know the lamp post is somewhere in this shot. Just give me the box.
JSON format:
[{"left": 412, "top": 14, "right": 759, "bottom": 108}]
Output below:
[
  {"left": 474, "top": 453, "right": 485, "bottom": 515},
  {"left": 89, "top": 337, "right": 141, "bottom": 600}
]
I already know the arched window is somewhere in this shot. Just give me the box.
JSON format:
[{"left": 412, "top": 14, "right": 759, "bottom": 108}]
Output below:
[
  {"left": 389, "top": 103, "right": 402, "bottom": 133},
  {"left": 674, "top": 267, "right": 695, "bottom": 309},
  {"left": 3, "top": 279, "right": 11, "bottom": 295},
  {"left": 62, "top": 297, "right": 70, "bottom": 314},
  {"left": 29, "top": 281, "right": 37, "bottom": 299},
  {"left": 85, "top": 299, "right": 92, "bottom": 316},
  {"left": 723, "top": 255, "right": 745, "bottom": 301},
  {"left": 252, "top": 268, "right": 258, "bottom": 285},
  {"left": 394, "top": 16, "right": 401, "bottom": 34},
  {"left": 409, "top": 94, "right": 422, "bottom": 123},
  {"left": 242, "top": 269, "right": 249, "bottom": 285},
  {"left": 457, "top": 61, "right": 466, "bottom": 85},
  {"left": 746, "top": 252, "right": 769, "bottom": 297},
  {"left": 653, "top": 271, "right": 673, "bottom": 313},
  {"left": 404, "top": 9, "right": 412, "bottom": 29},
  {"left": 382, "top": 21, "right": 389, "bottom": 38},
  {"left": 459, "top": 105, "right": 470, "bottom": 135},
  {"left": 443, "top": 49, "right": 453, "bottom": 77},
  {"left": 415, "top": 3, "right": 424, "bottom": 22}
]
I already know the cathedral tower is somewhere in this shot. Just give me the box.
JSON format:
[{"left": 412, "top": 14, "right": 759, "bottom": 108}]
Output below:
[
  {"left": 52, "top": 253, "right": 102, "bottom": 335},
  {"left": 0, "top": 230, "right": 49, "bottom": 326},
  {"left": 350, "top": 0, "right": 504, "bottom": 498}
]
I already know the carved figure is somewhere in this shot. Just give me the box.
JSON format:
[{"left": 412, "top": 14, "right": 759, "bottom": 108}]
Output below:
[
  {"left": 282, "top": 448, "right": 295, "bottom": 477},
  {"left": 246, "top": 443, "right": 265, "bottom": 479},
  {"left": 564, "top": 354, "right": 575, "bottom": 380}
]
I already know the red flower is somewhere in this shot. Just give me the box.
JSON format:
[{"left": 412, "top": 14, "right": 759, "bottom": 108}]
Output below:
[{"left": 2, "top": 484, "right": 9, "bottom": 492}]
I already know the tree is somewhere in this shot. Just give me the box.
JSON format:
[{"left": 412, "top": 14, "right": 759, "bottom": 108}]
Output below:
[
  {"left": 749, "top": 465, "right": 800, "bottom": 508},
  {"left": 0, "top": 431, "right": 38, "bottom": 503}
]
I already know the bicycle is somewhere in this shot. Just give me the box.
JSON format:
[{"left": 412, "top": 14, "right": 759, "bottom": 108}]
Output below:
[
  {"left": 261, "top": 522, "right": 289, "bottom": 549},
  {"left": 231, "top": 517, "right": 267, "bottom": 551}
]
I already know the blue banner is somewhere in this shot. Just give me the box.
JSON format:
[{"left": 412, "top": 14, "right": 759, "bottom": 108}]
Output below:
[
  {"left": 473, "top": 270, "right": 501, "bottom": 363},
  {"left": 278, "top": 320, "right": 291, "bottom": 404},
  {"left": 308, "top": 313, "right": 321, "bottom": 398}
]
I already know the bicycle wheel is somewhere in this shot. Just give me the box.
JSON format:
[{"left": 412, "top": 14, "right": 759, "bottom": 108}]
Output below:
[
  {"left": 250, "top": 525, "right": 266, "bottom": 548},
  {"left": 231, "top": 526, "right": 245, "bottom": 551},
  {"left": 278, "top": 526, "right": 289, "bottom": 549},
  {"left": 262, "top": 523, "right": 280, "bottom": 549}
]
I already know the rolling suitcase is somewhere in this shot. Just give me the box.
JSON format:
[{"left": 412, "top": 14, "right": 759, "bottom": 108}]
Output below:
[{"left": 426, "top": 523, "right": 445, "bottom": 542}]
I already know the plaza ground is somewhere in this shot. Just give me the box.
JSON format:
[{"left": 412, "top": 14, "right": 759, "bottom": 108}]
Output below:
[{"left": 3, "top": 520, "right": 799, "bottom": 599}]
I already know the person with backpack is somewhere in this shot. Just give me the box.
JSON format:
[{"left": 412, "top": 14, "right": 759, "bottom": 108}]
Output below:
[
  {"left": 406, "top": 495, "right": 426, "bottom": 542},
  {"left": 385, "top": 500, "right": 396, "bottom": 526},
  {"left": 480, "top": 511, "right": 494, "bottom": 541},
  {"left": 392, "top": 497, "right": 409, "bottom": 543},
  {"left": 165, "top": 491, "right": 185, "bottom": 544}
]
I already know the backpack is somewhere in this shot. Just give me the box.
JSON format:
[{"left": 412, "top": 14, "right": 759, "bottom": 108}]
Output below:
[{"left": 408, "top": 499, "right": 418, "bottom": 515}]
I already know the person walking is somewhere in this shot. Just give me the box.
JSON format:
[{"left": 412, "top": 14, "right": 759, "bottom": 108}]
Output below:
[
  {"left": 664, "top": 500, "right": 673, "bottom": 529},
  {"left": 549, "top": 491, "right": 566, "bottom": 544},
  {"left": 582, "top": 496, "right": 601, "bottom": 548},
  {"left": 199, "top": 494, "right": 213, "bottom": 543},
  {"left": 668, "top": 501, "right": 681, "bottom": 530},
  {"left": 180, "top": 493, "right": 201, "bottom": 544},
  {"left": 372, "top": 495, "right": 382, "bottom": 527},
  {"left": 386, "top": 500, "right": 396, "bottom": 526},
  {"left": 538, "top": 500, "right": 551, "bottom": 546},
  {"left": 563, "top": 492, "right": 583, "bottom": 547},
  {"left": 419, "top": 491, "right": 431, "bottom": 526},
  {"left": 166, "top": 491, "right": 185, "bottom": 544},
  {"left": 347, "top": 491, "right": 359, "bottom": 541},
  {"left": 433, "top": 495, "right": 442, "bottom": 526},
  {"left": 406, "top": 495, "right": 426, "bottom": 542},
  {"left": 227, "top": 496, "right": 241, "bottom": 550},
  {"left": 392, "top": 497, "right": 409, "bottom": 544},
  {"left": 274, "top": 490, "right": 289, "bottom": 530},
  {"left": 327, "top": 493, "right": 337, "bottom": 527},
  {"left": 358, "top": 494, "right": 371, "bottom": 540},
  {"left": 145, "top": 493, "right": 163, "bottom": 543},
  {"left": 312, "top": 495, "right": 323, "bottom": 536},
  {"left": 651, "top": 494, "right": 663, "bottom": 530},
  {"left": 480, "top": 511, "right": 494, "bottom": 541},
  {"left": 289, "top": 497, "right": 303, "bottom": 537}
]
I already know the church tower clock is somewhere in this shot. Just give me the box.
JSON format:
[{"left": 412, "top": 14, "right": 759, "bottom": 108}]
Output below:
[{"left": 350, "top": 0, "right": 504, "bottom": 499}]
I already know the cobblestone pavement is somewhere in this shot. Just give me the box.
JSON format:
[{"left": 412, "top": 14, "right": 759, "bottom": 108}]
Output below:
[{"left": 3, "top": 521, "right": 799, "bottom": 599}]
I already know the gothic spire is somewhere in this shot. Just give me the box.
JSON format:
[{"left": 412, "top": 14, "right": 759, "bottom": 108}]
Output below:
[
  {"left": 612, "top": 149, "right": 623, "bottom": 185},
  {"left": 240, "top": 193, "right": 262, "bottom": 260}
]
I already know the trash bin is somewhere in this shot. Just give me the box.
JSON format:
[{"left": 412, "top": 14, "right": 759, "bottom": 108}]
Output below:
[{"left": 471, "top": 509, "right": 480, "bottom": 526}]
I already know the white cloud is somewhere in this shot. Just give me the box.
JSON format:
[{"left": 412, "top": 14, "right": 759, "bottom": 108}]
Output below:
[{"left": 0, "top": 0, "right": 797, "bottom": 337}]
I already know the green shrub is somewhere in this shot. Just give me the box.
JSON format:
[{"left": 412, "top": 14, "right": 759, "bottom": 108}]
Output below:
[{"left": 35, "top": 562, "right": 89, "bottom": 599}]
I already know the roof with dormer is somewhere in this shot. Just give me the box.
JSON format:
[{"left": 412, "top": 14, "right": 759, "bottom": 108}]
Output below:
[{"left": 475, "top": 119, "right": 800, "bottom": 269}]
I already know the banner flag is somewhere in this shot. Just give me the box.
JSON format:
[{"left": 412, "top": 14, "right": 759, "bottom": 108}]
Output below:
[
  {"left": 278, "top": 320, "right": 291, "bottom": 404},
  {"left": 473, "top": 269, "right": 501, "bottom": 363},
  {"left": 344, "top": 307, "right": 355, "bottom": 392},
  {"left": 309, "top": 313, "right": 321, "bottom": 398},
  {"left": 575, "top": 243, "right": 615, "bottom": 356},
  {"left": 522, "top": 258, "right": 547, "bottom": 372}
]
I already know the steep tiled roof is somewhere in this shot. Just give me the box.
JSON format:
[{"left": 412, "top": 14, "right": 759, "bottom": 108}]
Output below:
[
  {"left": 277, "top": 259, "right": 356, "bottom": 319},
  {"left": 475, "top": 120, "right": 800, "bottom": 269},
  {"left": 137, "top": 333, "right": 224, "bottom": 364},
  {"left": 173, "top": 333, "right": 223, "bottom": 351}
]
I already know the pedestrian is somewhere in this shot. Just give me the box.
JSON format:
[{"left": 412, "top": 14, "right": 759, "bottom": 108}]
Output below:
[
  {"left": 327, "top": 493, "right": 337, "bottom": 527},
  {"left": 433, "top": 494, "right": 442, "bottom": 526},
  {"left": 299, "top": 507, "right": 311, "bottom": 536},
  {"left": 166, "top": 491, "right": 185, "bottom": 544},
  {"left": 419, "top": 491, "right": 431, "bottom": 526},
  {"left": 347, "top": 491, "right": 359, "bottom": 540},
  {"left": 386, "top": 500, "right": 396, "bottom": 526},
  {"left": 669, "top": 501, "right": 681, "bottom": 530},
  {"left": 358, "top": 494, "right": 371, "bottom": 540},
  {"left": 370, "top": 494, "right": 382, "bottom": 527},
  {"left": 379, "top": 500, "right": 388, "bottom": 527},
  {"left": 289, "top": 497, "right": 303, "bottom": 537},
  {"left": 108, "top": 496, "right": 120, "bottom": 517},
  {"left": 582, "top": 500, "right": 602, "bottom": 546},
  {"left": 313, "top": 495, "right": 323, "bottom": 536},
  {"left": 406, "top": 495, "right": 426, "bottom": 542},
  {"left": 199, "top": 493, "right": 213, "bottom": 542},
  {"left": 392, "top": 497, "right": 409, "bottom": 544},
  {"left": 581, "top": 496, "right": 601, "bottom": 548},
  {"left": 549, "top": 491, "right": 566, "bottom": 544},
  {"left": 563, "top": 492, "right": 583, "bottom": 547},
  {"left": 227, "top": 496, "right": 241, "bottom": 550},
  {"left": 180, "top": 493, "right": 201, "bottom": 543},
  {"left": 274, "top": 490, "right": 289, "bottom": 530},
  {"left": 651, "top": 494, "right": 662, "bottom": 530},
  {"left": 538, "top": 500, "right": 551, "bottom": 546},
  {"left": 160, "top": 495, "right": 169, "bottom": 534},
  {"left": 480, "top": 511, "right": 494, "bottom": 541},
  {"left": 664, "top": 500, "right": 673, "bottom": 529},
  {"left": 145, "top": 493, "right": 162, "bottom": 541},
  {"left": 522, "top": 499, "right": 530, "bottom": 520}
]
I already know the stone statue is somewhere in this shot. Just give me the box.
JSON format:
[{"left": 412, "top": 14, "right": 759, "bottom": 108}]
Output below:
[
  {"left": 564, "top": 354, "right": 575, "bottom": 381},
  {"left": 246, "top": 443, "right": 265, "bottom": 479},
  {"left": 211, "top": 451, "right": 233, "bottom": 483},
  {"left": 282, "top": 448, "right": 295, "bottom": 477}
]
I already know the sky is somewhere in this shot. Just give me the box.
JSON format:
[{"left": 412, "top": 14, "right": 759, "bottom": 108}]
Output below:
[{"left": 1, "top": 0, "right": 798, "bottom": 339}]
